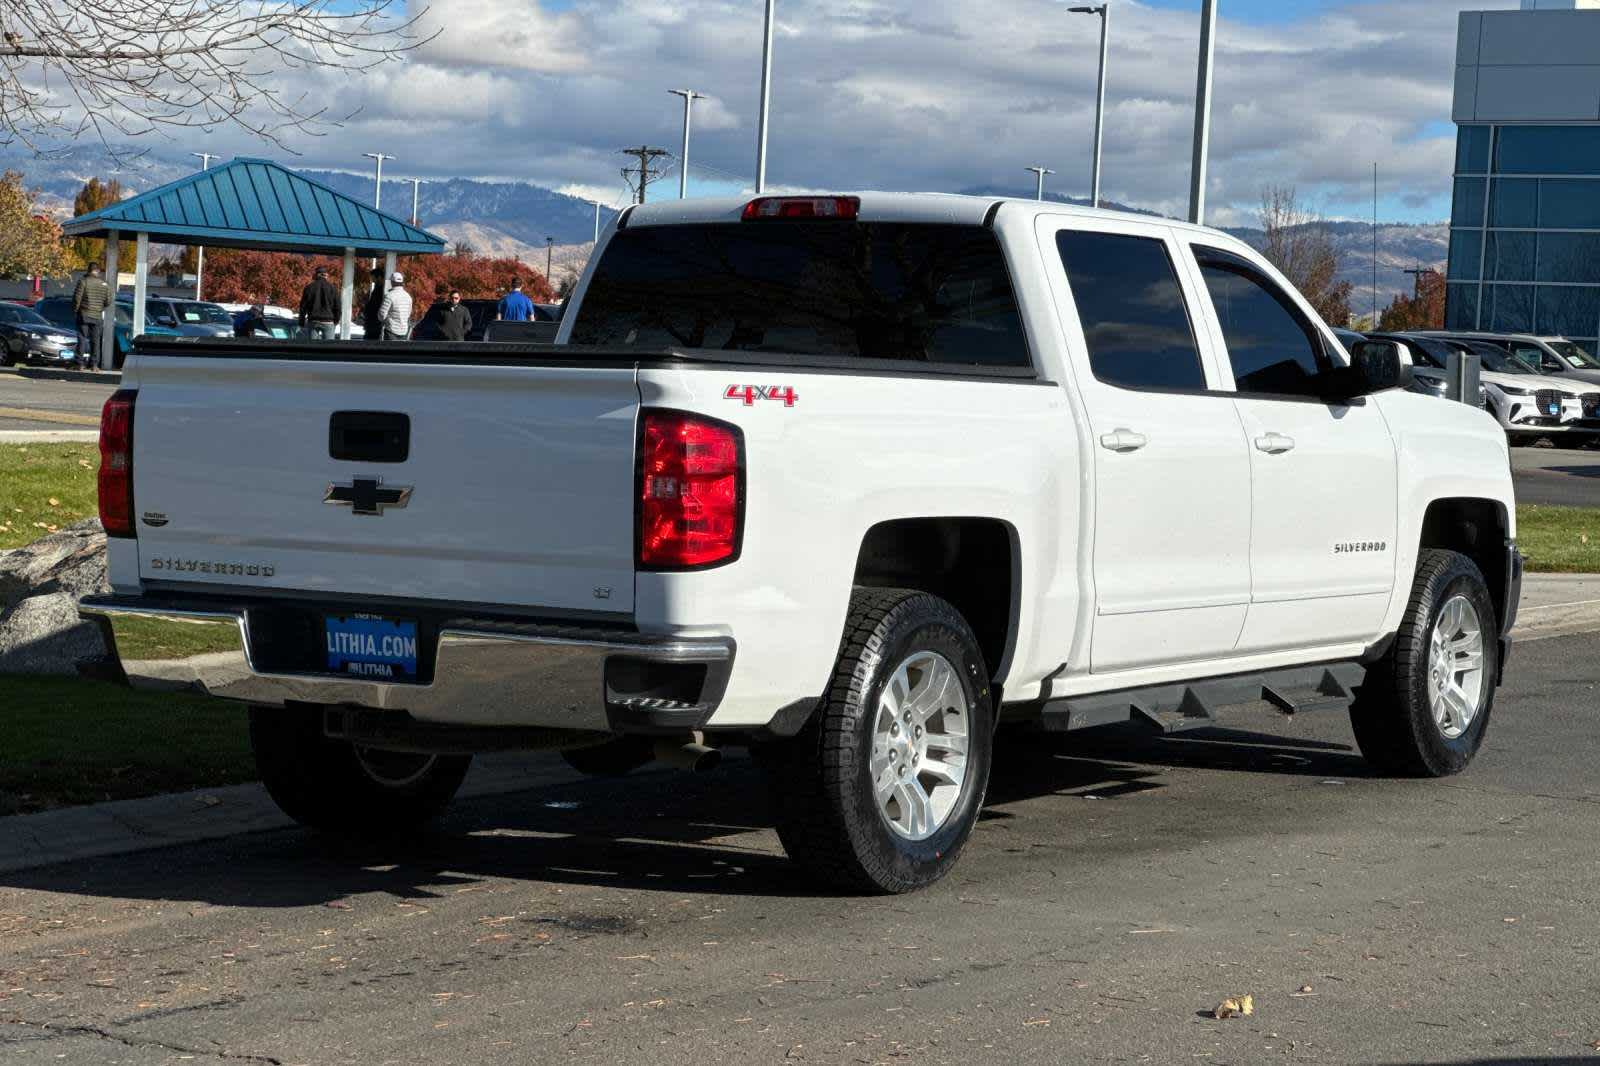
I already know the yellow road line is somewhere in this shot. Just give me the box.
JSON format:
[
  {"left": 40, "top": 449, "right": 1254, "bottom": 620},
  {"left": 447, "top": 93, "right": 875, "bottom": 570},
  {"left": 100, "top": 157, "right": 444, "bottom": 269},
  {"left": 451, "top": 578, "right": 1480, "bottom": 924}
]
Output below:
[{"left": 0, "top": 406, "right": 99, "bottom": 427}]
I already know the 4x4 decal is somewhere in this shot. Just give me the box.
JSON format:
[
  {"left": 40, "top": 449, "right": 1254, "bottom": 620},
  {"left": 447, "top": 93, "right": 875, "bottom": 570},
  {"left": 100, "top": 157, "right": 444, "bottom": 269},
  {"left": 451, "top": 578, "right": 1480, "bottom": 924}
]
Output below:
[{"left": 725, "top": 384, "right": 798, "bottom": 407}]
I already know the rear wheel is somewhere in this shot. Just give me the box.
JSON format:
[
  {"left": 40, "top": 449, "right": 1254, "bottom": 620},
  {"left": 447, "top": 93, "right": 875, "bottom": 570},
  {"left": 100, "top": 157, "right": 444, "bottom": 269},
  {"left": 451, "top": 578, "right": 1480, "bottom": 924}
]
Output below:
[
  {"left": 249, "top": 706, "right": 471, "bottom": 833},
  {"left": 759, "top": 588, "right": 994, "bottom": 894},
  {"left": 1349, "top": 549, "right": 1497, "bottom": 777}
]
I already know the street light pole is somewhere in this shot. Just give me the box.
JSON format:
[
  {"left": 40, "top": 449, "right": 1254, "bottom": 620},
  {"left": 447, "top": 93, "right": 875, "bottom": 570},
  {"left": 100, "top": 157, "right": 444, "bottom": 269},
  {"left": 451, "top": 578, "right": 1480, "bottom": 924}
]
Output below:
[
  {"left": 1188, "top": 0, "right": 1218, "bottom": 225},
  {"left": 363, "top": 152, "right": 394, "bottom": 269},
  {"left": 545, "top": 236, "right": 555, "bottom": 286},
  {"left": 756, "top": 0, "right": 776, "bottom": 193},
  {"left": 668, "top": 89, "right": 704, "bottom": 199},
  {"left": 189, "top": 152, "right": 215, "bottom": 300},
  {"left": 1067, "top": 4, "right": 1110, "bottom": 209},
  {"left": 405, "top": 178, "right": 428, "bottom": 226},
  {"left": 1026, "top": 166, "right": 1056, "bottom": 201},
  {"left": 592, "top": 201, "right": 603, "bottom": 244}
]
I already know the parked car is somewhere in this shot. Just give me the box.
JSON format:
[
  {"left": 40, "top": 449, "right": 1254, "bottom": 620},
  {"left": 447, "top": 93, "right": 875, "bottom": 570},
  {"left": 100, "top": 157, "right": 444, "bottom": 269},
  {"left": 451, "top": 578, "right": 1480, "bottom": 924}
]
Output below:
[
  {"left": 32, "top": 296, "right": 183, "bottom": 368},
  {"left": 1442, "top": 338, "right": 1600, "bottom": 445},
  {"left": 82, "top": 193, "right": 1521, "bottom": 894},
  {"left": 216, "top": 302, "right": 298, "bottom": 321},
  {"left": 0, "top": 301, "right": 83, "bottom": 367},
  {"left": 1425, "top": 332, "right": 1600, "bottom": 387},
  {"left": 1333, "top": 328, "right": 1453, "bottom": 402},
  {"left": 142, "top": 297, "right": 236, "bottom": 337},
  {"left": 410, "top": 298, "right": 498, "bottom": 341},
  {"left": 1362, "top": 332, "right": 1489, "bottom": 406},
  {"left": 231, "top": 309, "right": 308, "bottom": 339}
]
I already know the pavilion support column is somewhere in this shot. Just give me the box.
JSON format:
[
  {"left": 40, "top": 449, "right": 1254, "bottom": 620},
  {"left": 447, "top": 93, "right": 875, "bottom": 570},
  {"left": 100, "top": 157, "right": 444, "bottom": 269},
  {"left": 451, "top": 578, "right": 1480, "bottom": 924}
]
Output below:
[
  {"left": 131, "top": 234, "right": 149, "bottom": 345},
  {"left": 100, "top": 230, "right": 119, "bottom": 370},
  {"left": 339, "top": 248, "right": 356, "bottom": 341},
  {"left": 383, "top": 252, "right": 397, "bottom": 287}
]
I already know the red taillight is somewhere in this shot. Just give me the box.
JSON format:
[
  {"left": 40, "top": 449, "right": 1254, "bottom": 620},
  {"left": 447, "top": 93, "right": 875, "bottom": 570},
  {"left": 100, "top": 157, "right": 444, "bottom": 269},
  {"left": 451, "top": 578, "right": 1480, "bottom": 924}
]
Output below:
[
  {"left": 741, "top": 196, "right": 860, "bottom": 221},
  {"left": 98, "top": 389, "right": 136, "bottom": 538},
  {"left": 638, "top": 411, "right": 742, "bottom": 569}
]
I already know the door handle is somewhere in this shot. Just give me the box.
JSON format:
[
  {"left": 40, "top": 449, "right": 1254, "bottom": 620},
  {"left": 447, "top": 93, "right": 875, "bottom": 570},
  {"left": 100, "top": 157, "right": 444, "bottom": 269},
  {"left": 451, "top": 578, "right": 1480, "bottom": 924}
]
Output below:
[
  {"left": 1099, "top": 428, "right": 1149, "bottom": 453},
  {"left": 1254, "top": 432, "right": 1296, "bottom": 454}
]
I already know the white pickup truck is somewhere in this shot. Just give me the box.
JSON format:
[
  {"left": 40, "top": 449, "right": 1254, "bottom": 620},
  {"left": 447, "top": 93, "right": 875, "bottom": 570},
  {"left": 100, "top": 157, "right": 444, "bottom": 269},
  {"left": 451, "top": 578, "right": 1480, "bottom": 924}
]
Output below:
[{"left": 81, "top": 194, "right": 1522, "bottom": 894}]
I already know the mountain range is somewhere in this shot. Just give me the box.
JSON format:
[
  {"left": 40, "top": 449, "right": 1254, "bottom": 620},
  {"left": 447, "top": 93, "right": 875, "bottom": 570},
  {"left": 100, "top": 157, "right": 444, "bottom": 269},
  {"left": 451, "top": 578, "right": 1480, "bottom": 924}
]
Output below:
[{"left": 8, "top": 147, "right": 1445, "bottom": 312}]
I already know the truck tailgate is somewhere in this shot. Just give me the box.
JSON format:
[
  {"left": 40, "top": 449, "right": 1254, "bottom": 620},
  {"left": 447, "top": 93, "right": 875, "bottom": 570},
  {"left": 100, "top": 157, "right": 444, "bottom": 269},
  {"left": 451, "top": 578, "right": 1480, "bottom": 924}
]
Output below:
[{"left": 129, "top": 356, "right": 640, "bottom": 614}]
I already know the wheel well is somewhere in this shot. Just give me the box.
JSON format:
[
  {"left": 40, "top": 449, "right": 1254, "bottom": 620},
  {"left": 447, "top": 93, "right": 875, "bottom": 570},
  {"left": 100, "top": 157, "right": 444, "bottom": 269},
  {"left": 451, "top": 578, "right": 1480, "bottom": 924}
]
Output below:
[
  {"left": 1419, "top": 498, "right": 1510, "bottom": 626},
  {"left": 852, "top": 518, "right": 1016, "bottom": 678}
]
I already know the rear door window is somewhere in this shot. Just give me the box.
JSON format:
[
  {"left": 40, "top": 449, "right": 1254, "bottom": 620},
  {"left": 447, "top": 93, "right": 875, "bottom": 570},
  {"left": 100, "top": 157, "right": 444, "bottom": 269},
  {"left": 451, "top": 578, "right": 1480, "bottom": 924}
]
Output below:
[
  {"left": 1055, "top": 230, "right": 1206, "bottom": 391},
  {"left": 570, "top": 222, "right": 1030, "bottom": 368}
]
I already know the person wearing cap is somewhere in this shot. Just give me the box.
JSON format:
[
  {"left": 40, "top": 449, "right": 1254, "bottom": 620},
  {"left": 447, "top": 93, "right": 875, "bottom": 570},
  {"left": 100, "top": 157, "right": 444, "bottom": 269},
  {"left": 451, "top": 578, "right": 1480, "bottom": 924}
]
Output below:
[
  {"left": 376, "top": 270, "right": 413, "bottom": 341},
  {"left": 497, "top": 278, "right": 533, "bottom": 323},
  {"left": 298, "top": 265, "right": 341, "bottom": 341}
]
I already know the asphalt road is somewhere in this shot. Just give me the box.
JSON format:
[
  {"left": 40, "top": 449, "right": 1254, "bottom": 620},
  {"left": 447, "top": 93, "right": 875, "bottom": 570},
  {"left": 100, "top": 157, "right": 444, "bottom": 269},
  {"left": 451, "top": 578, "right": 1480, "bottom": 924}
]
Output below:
[
  {"left": 0, "top": 373, "right": 115, "bottom": 432},
  {"left": 1512, "top": 444, "right": 1600, "bottom": 507},
  {"left": 3, "top": 635, "right": 1600, "bottom": 1065}
]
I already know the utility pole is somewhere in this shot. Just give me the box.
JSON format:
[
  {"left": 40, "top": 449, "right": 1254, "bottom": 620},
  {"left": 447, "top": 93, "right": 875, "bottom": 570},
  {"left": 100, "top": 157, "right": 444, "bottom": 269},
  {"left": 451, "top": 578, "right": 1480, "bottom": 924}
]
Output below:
[
  {"left": 1068, "top": 4, "right": 1110, "bottom": 209},
  {"left": 756, "top": 0, "right": 777, "bottom": 192},
  {"left": 592, "top": 201, "right": 603, "bottom": 244},
  {"left": 545, "top": 237, "right": 555, "bottom": 285},
  {"left": 1372, "top": 162, "right": 1379, "bottom": 328},
  {"left": 405, "top": 178, "right": 428, "bottom": 226},
  {"left": 669, "top": 89, "right": 705, "bottom": 199},
  {"left": 189, "top": 153, "right": 215, "bottom": 300},
  {"left": 1188, "top": 0, "right": 1218, "bottom": 225},
  {"left": 621, "top": 146, "right": 670, "bottom": 205},
  {"left": 1026, "top": 166, "right": 1056, "bottom": 201}
]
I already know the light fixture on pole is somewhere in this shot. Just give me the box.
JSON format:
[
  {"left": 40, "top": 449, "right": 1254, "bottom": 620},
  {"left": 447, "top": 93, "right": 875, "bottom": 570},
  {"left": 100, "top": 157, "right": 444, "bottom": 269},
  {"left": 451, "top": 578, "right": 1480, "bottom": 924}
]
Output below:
[
  {"left": 1026, "top": 166, "right": 1056, "bottom": 201},
  {"left": 189, "top": 153, "right": 215, "bottom": 300},
  {"left": 405, "top": 177, "right": 428, "bottom": 226},
  {"left": 668, "top": 89, "right": 705, "bottom": 200},
  {"left": 756, "top": 0, "right": 776, "bottom": 193},
  {"left": 1188, "top": 0, "right": 1218, "bottom": 225},
  {"left": 1066, "top": 3, "right": 1110, "bottom": 209},
  {"left": 363, "top": 152, "right": 394, "bottom": 269}
]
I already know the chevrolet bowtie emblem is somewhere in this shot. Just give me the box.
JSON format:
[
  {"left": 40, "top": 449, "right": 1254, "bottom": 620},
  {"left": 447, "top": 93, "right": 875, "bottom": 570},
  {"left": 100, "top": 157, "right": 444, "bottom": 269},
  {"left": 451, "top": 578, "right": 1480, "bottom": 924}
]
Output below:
[{"left": 324, "top": 477, "right": 412, "bottom": 516}]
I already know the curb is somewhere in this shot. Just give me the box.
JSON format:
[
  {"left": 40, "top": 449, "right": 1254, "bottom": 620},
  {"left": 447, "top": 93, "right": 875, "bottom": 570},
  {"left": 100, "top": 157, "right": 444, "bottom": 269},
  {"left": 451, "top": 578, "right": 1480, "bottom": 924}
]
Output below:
[
  {"left": 0, "top": 366, "right": 121, "bottom": 384},
  {"left": 0, "top": 429, "right": 98, "bottom": 442}
]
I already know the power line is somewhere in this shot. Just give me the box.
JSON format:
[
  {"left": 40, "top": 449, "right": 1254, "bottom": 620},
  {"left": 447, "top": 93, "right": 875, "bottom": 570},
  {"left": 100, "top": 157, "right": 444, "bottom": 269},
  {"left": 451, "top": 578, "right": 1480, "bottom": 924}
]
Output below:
[{"left": 620, "top": 146, "right": 670, "bottom": 205}]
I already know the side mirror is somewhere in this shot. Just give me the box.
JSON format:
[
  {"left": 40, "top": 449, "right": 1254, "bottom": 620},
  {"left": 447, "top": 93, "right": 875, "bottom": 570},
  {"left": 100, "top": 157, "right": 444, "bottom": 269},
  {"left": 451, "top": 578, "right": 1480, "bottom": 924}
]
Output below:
[{"left": 1348, "top": 340, "right": 1415, "bottom": 395}]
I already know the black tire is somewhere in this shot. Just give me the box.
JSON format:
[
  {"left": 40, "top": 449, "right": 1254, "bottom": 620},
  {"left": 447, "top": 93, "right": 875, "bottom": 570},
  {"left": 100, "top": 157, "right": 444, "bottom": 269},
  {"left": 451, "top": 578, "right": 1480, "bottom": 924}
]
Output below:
[
  {"left": 759, "top": 587, "right": 994, "bottom": 894},
  {"left": 1349, "top": 549, "right": 1498, "bottom": 777},
  {"left": 561, "top": 736, "right": 654, "bottom": 777},
  {"left": 249, "top": 706, "right": 472, "bottom": 833}
]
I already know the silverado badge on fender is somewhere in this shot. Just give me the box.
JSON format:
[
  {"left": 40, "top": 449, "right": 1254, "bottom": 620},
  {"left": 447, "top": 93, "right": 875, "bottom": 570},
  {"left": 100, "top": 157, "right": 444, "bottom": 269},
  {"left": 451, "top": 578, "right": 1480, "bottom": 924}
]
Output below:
[{"left": 324, "top": 477, "right": 413, "bottom": 517}]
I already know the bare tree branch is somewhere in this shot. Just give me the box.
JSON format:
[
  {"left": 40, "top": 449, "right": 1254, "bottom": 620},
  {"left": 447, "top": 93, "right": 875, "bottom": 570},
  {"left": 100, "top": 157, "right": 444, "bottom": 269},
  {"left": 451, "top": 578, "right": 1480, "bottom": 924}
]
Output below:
[{"left": 0, "top": 0, "right": 432, "bottom": 159}]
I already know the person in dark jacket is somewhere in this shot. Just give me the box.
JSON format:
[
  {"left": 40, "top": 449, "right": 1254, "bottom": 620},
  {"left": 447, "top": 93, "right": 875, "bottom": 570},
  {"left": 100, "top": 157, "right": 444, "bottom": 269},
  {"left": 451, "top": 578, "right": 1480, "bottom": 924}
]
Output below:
[
  {"left": 439, "top": 290, "right": 473, "bottom": 342},
  {"left": 298, "top": 266, "right": 341, "bottom": 340},
  {"left": 361, "top": 267, "right": 387, "bottom": 341},
  {"left": 71, "top": 264, "right": 111, "bottom": 370}
]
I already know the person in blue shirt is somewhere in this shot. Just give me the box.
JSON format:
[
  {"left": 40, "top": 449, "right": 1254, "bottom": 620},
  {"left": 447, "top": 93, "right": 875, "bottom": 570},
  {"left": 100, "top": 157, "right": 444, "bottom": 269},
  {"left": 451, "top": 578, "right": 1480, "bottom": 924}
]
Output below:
[{"left": 497, "top": 279, "right": 533, "bottom": 322}]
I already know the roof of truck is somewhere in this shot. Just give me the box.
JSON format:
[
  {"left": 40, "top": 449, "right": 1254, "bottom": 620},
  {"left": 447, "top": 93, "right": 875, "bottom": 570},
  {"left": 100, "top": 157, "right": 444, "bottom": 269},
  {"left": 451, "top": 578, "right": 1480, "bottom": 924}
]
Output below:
[{"left": 622, "top": 192, "right": 1235, "bottom": 240}]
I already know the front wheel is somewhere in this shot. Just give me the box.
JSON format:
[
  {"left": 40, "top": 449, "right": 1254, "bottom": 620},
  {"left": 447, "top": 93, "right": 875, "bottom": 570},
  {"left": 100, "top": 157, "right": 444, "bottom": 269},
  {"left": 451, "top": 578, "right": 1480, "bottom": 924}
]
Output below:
[
  {"left": 759, "top": 588, "right": 994, "bottom": 894},
  {"left": 1349, "top": 549, "right": 1497, "bottom": 776},
  {"left": 249, "top": 706, "right": 472, "bottom": 833}
]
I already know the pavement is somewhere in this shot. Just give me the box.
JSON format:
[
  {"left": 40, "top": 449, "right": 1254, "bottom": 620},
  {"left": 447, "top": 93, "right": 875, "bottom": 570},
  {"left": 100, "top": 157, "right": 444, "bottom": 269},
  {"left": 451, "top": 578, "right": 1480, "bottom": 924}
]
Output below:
[
  {"left": 0, "top": 370, "right": 116, "bottom": 433},
  {"left": 4, "top": 629, "right": 1600, "bottom": 1063},
  {"left": 1511, "top": 443, "right": 1600, "bottom": 507}
]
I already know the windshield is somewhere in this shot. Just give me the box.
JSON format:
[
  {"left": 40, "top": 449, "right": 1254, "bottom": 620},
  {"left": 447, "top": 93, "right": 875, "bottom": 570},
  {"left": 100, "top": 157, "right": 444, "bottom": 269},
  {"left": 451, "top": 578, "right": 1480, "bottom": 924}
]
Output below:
[
  {"left": 1471, "top": 344, "right": 1532, "bottom": 374},
  {"left": 6, "top": 305, "right": 48, "bottom": 326},
  {"left": 570, "top": 222, "right": 1029, "bottom": 367},
  {"left": 1550, "top": 340, "right": 1600, "bottom": 369},
  {"left": 175, "top": 301, "right": 232, "bottom": 325}
]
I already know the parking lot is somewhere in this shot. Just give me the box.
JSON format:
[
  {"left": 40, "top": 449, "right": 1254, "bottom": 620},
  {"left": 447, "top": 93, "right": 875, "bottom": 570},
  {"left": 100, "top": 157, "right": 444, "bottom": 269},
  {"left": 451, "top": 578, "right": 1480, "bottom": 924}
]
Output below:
[
  {"left": 3, "top": 632, "right": 1599, "bottom": 1065},
  {"left": 0, "top": 374, "right": 111, "bottom": 433}
]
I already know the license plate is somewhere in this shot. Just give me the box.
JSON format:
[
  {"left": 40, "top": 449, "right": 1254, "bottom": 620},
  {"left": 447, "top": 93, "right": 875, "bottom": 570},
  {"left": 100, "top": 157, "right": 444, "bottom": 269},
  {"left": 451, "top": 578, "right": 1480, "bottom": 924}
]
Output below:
[
  {"left": 58, "top": 348, "right": 74, "bottom": 360},
  {"left": 324, "top": 614, "right": 418, "bottom": 681},
  {"left": 1550, "top": 403, "right": 1561, "bottom": 416}
]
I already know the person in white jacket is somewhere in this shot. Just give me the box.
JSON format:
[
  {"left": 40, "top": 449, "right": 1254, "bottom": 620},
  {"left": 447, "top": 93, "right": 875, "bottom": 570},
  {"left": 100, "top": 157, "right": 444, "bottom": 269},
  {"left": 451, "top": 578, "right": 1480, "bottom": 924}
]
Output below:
[{"left": 376, "top": 272, "right": 413, "bottom": 340}]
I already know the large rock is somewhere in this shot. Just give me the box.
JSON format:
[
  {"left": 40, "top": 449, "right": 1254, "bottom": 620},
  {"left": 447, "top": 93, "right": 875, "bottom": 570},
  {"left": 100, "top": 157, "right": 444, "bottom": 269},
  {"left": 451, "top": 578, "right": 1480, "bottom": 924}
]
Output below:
[{"left": 0, "top": 520, "right": 111, "bottom": 675}]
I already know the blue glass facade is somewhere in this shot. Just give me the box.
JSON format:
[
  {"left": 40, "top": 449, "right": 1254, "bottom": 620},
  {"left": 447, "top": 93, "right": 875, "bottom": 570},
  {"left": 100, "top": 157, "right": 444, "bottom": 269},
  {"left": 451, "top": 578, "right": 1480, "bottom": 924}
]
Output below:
[{"left": 1447, "top": 125, "right": 1600, "bottom": 349}]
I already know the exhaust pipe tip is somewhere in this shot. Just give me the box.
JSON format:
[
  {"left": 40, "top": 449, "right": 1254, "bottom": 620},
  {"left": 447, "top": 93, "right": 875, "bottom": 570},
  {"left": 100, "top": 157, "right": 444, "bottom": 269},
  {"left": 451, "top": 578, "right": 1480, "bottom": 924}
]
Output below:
[{"left": 653, "top": 736, "right": 722, "bottom": 773}]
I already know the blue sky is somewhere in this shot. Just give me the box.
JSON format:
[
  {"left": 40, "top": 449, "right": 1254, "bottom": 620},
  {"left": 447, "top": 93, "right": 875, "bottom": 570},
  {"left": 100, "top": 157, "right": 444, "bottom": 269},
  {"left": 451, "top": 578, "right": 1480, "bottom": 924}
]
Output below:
[{"left": 182, "top": 0, "right": 1516, "bottom": 226}]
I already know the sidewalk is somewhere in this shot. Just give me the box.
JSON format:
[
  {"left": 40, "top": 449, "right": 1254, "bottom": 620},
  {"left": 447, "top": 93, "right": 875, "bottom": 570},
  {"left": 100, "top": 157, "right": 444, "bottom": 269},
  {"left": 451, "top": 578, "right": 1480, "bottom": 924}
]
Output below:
[
  {"left": 2, "top": 576, "right": 1598, "bottom": 877},
  {"left": 0, "top": 429, "right": 98, "bottom": 442}
]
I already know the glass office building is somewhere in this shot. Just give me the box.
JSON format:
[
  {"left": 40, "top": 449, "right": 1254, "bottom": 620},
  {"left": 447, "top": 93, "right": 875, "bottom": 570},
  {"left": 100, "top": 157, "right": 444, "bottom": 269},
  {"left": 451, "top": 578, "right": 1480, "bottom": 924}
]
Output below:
[{"left": 1448, "top": 5, "right": 1600, "bottom": 349}]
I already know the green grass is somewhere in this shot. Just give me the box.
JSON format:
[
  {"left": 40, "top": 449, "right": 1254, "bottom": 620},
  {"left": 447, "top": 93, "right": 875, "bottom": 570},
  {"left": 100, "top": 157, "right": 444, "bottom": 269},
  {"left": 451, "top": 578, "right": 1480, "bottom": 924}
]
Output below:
[
  {"left": 0, "top": 443, "right": 98, "bottom": 549},
  {"left": 1516, "top": 504, "right": 1600, "bottom": 573},
  {"left": 0, "top": 677, "right": 253, "bottom": 815}
]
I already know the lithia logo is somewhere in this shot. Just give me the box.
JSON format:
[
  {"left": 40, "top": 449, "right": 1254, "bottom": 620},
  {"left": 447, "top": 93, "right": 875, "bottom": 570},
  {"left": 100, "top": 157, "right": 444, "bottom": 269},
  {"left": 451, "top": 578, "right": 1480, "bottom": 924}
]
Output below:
[
  {"left": 149, "top": 558, "right": 276, "bottom": 577},
  {"left": 1333, "top": 541, "right": 1388, "bottom": 555}
]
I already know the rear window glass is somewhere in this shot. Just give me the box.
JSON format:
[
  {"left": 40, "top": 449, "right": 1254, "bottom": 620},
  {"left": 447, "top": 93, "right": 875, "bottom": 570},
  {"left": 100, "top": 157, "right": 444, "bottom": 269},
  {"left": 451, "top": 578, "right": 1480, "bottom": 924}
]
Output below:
[{"left": 569, "top": 222, "right": 1030, "bottom": 368}]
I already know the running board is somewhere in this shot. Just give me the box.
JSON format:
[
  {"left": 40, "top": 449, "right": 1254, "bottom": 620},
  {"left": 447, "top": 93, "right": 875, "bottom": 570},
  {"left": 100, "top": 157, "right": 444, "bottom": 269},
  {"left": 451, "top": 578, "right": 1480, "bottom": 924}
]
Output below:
[{"left": 1036, "top": 662, "right": 1368, "bottom": 735}]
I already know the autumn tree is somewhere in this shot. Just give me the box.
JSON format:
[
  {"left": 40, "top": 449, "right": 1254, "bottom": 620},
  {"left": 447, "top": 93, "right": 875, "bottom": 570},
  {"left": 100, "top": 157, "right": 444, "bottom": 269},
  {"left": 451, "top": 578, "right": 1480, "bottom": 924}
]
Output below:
[
  {"left": 1378, "top": 269, "right": 1446, "bottom": 332},
  {"left": 64, "top": 177, "right": 133, "bottom": 270},
  {"left": 1259, "top": 185, "right": 1354, "bottom": 327},
  {"left": 0, "top": 170, "right": 64, "bottom": 279},
  {"left": 0, "top": 1, "right": 428, "bottom": 157}
]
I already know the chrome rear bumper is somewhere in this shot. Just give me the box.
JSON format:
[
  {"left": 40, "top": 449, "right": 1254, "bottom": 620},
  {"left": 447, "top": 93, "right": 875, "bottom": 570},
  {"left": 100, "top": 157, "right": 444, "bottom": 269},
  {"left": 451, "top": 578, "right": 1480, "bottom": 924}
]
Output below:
[{"left": 78, "top": 595, "right": 734, "bottom": 734}]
